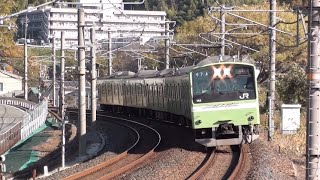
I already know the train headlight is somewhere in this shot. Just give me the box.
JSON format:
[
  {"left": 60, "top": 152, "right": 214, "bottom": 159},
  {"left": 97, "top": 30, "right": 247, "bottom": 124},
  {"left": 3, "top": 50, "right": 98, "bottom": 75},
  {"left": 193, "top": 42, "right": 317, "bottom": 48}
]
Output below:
[
  {"left": 248, "top": 116, "right": 254, "bottom": 121},
  {"left": 201, "top": 129, "right": 206, "bottom": 135},
  {"left": 195, "top": 120, "right": 202, "bottom": 125}
]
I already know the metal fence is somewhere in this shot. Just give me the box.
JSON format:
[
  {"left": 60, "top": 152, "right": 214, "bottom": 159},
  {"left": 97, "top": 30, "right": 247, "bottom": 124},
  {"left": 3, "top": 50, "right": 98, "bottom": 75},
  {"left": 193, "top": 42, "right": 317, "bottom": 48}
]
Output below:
[
  {"left": 0, "top": 98, "right": 36, "bottom": 110},
  {"left": 21, "top": 100, "right": 48, "bottom": 139},
  {"left": 0, "top": 98, "right": 48, "bottom": 155},
  {"left": 0, "top": 122, "right": 21, "bottom": 155}
]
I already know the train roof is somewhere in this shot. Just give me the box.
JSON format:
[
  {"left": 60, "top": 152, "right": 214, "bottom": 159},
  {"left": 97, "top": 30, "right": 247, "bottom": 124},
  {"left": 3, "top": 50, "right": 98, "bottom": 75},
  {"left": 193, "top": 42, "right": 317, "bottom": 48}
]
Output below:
[
  {"left": 196, "top": 55, "right": 255, "bottom": 67},
  {"left": 134, "top": 70, "right": 159, "bottom": 78},
  {"left": 100, "top": 55, "right": 255, "bottom": 80},
  {"left": 110, "top": 71, "right": 136, "bottom": 79},
  {"left": 176, "top": 66, "right": 195, "bottom": 75}
]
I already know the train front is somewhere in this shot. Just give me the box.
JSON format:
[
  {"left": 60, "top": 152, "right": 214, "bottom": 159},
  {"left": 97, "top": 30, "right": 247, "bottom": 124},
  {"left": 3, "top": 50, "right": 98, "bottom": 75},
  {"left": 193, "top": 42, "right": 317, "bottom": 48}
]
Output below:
[{"left": 190, "top": 63, "right": 260, "bottom": 147}]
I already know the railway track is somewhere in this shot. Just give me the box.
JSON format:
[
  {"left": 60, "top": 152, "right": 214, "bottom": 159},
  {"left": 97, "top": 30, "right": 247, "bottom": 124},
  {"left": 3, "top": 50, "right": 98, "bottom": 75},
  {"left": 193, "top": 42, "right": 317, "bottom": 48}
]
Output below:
[
  {"left": 187, "top": 145, "right": 248, "bottom": 180},
  {"left": 228, "top": 145, "right": 249, "bottom": 180},
  {"left": 187, "top": 148, "right": 216, "bottom": 180},
  {"left": 63, "top": 112, "right": 161, "bottom": 180},
  {"left": 63, "top": 110, "right": 249, "bottom": 179}
]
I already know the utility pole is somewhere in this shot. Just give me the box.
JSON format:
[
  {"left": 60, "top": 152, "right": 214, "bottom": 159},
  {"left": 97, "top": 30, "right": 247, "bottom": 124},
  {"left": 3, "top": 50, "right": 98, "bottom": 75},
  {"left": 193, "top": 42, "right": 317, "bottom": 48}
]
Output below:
[
  {"left": 52, "top": 35, "right": 56, "bottom": 107},
  {"left": 38, "top": 63, "right": 42, "bottom": 103},
  {"left": 268, "top": 0, "right": 276, "bottom": 141},
  {"left": 307, "top": 0, "right": 320, "bottom": 178},
  {"left": 108, "top": 29, "right": 112, "bottom": 76},
  {"left": 165, "top": 21, "right": 170, "bottom": 69},
  {"left": 60, "top": 31, "right": 66, "bottom": 169},
  {"left": 78, "top": 8, "right": 87, "bottom": 156},
  {"left": 23, "top": 15, "right": 28, "bottom": 100},
  {"left": 220, "top": 4, "right": 225, "bottom": 56},
  {"left": 90, "top": 28, "right": 96, "bottom": 128}
]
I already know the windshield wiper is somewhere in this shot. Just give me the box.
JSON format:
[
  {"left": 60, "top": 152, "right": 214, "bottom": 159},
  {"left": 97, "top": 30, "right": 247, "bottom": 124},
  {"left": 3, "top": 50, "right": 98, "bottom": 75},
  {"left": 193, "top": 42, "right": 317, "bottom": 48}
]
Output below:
[{"left": 219, "top": 91, "right": 224, "bottom": 95}]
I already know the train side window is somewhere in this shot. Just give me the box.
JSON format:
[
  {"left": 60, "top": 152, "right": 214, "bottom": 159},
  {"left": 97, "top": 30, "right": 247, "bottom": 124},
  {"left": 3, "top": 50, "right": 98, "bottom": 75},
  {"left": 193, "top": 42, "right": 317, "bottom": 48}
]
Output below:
[
  {"left": 152, "top": 85, "right": 155, "bottom": 96},
  {"left": 173, "top": 84, "right": 175, "bottom": 98},
  {"left": 171, "top": 84, "right": 174, "bottom": 99},
  {"left": 146, "top": 85, "right": 149, "bottom": 95},
  {"left": 164, "top": 84, "right": 167, "bottom": 97},
  {"left": 174, "top": 85, "right": 177, "bottom": 99},
  {"left": 177, "top": 84, "right": 180, "bottom": 99},
  {"left": 141, "top": 84, "right": 144, "bottom": 96}
]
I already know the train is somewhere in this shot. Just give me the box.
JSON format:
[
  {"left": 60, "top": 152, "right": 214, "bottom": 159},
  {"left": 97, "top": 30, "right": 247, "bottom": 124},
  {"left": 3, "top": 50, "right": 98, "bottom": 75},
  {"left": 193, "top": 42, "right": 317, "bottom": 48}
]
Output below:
[{"left": 97, "top": 56, "right": 260, "bottom": 147}]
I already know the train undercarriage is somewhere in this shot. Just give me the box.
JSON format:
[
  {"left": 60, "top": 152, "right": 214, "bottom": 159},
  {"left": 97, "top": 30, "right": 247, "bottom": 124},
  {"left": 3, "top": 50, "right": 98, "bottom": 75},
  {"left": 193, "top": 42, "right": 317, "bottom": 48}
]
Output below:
[{"left": 194, "top": 124, "right": 260, "bottom": 146}]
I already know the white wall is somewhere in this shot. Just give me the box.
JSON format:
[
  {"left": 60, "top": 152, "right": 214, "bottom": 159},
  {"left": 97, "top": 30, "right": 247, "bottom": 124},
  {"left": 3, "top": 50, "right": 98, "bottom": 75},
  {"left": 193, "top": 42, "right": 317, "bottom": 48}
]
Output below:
[{"left": 0, "top": 73, "right": 22, "bottom": 95}]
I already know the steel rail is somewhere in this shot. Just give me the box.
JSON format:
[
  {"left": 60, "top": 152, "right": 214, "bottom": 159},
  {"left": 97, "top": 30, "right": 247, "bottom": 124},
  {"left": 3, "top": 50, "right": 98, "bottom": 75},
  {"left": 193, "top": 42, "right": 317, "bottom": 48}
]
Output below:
[
  {"left": 63, "top": 112, "right": 161, "bottom": 180},
  {"left": 187, "top": 148, "right": 216, "bottom": 180},
  {"left": 228, "top": 145, "right": 248, "bottom": 180}
]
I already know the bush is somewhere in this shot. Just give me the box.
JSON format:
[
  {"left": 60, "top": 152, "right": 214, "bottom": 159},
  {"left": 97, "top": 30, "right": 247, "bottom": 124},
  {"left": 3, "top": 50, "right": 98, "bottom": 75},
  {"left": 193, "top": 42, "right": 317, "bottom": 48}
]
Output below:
[{"left": 276, "top": 62, "right": 307, "bottom": 106}]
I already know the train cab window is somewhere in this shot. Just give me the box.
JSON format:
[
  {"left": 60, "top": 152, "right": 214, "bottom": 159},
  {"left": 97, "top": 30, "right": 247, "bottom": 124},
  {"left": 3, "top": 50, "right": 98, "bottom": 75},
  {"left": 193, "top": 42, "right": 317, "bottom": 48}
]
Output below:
[{"left": 192, "top": 64, "right": 256, "bottom": 103}]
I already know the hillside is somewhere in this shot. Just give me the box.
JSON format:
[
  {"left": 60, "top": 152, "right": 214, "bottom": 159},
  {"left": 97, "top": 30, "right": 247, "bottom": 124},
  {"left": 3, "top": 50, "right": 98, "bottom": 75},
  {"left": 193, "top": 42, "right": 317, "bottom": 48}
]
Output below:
[{"left": 126, "top": 0, "right": 305, "bottom": 25}]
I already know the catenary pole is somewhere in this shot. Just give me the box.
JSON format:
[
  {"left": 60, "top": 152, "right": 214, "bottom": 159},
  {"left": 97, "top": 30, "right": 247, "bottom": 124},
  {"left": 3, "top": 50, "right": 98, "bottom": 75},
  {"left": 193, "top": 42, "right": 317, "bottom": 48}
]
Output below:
[
  {"left": 52, "top": 35, "right": 56, "bottom": 107},
  {"left": 60, "top": 31, "right": 66, "bottom": 169},
  {"left": 78, "top": 8, "right": 87, "bottom": 156},
  {"left": 220, "top": 4, "right": 225, "bottom": 56},
  {"left": 108, "top": 29, "right": 112, "bottom": 76},
  {"left": 90, "top": 28, "right": 97, "bottom": 128},
  {"left": 24, "top": 15, "right": 28, "bottom": 100},
  {"left": 268, "top": 0, "right": 276, "bottom": 141},
  {"left": 307, "top": 0, "right": 320, "bottom": 178},
  {"left": 165, "top": 21, "right": 170, "bottom": 69}
]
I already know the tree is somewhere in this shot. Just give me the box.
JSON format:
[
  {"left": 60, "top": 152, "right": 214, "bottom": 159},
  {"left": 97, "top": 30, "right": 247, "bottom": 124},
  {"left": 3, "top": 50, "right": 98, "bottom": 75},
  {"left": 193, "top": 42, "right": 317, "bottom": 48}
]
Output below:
[{"left": 276, "top": 62, "right": 307, "bottom": 105}]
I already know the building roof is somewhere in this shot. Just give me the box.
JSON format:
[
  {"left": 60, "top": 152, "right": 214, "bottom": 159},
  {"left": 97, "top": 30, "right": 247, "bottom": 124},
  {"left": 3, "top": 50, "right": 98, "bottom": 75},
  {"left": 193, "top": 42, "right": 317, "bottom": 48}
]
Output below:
[
  {"left": 0, "top": 70, "right": 23, "bottom": 80},
  {"left": 29, "top": 87, "right": 39, "bottom": 95}
]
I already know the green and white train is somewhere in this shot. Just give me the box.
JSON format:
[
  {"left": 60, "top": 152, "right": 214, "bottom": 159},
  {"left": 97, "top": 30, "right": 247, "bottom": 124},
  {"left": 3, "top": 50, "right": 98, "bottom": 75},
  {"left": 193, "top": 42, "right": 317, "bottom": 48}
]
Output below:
[{"left": 97, "top": 56, "right": 260, "bottom": 147}]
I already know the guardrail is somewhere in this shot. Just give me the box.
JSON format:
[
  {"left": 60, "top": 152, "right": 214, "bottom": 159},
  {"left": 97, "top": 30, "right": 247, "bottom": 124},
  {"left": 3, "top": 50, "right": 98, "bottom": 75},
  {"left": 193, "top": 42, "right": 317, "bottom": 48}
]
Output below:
[
  {"left": 0, "top": 122, "right": 21, "bottom": 155},
  {"left": 0, "top": 97, "right": 36, "bottom": 110},
  {"left": 0, "top": 98, "right": 48, "bottom": 155},
  {"left": 21, "top": 100, "right": 48, "bottom": 139}
]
